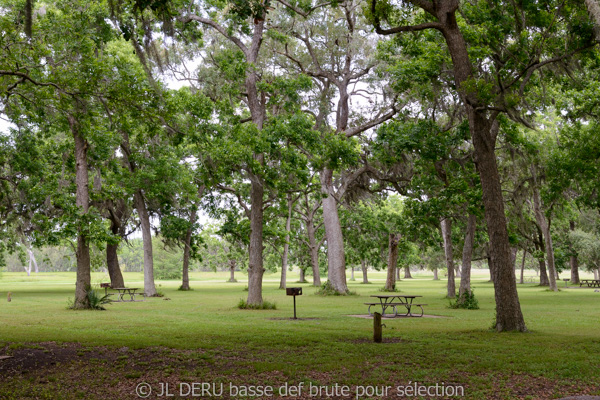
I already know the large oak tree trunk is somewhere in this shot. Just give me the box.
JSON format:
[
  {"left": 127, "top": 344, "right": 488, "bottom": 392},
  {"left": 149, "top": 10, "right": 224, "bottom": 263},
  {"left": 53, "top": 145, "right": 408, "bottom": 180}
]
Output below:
[
  {"left": 71, "top": 118, "right": 91, "bottom": 309},
  {"left": 433, "top": 267, "right": 439, "bottom": 280},
  {"left": 106, "top": 202, "right": 126, "bottom": 289},
  {"left": 404, "top": 266, "right": 412, "bottom": 279},
  {"left": 246, "top": 178, "right": 265, "bottom": 305},
  {"left": 595, "top": 269, "right": 599, "bottom": 280},
  {"left": 280, "top": 195, "right": 293, "bottom": 290},
  {"left": 385, "top": 233, "right": 400, "bottom": 291},
  {"left": 134, "top": 190, "right": 157, "bottom": 297},
  {"left": 320, "top": 168, "right": 347, "bottom": 293},
  {"left": 441, "top": 218, "right": 455, "bottom": 298},
  {"left": 458, "top": 214, "right": 476, "bottom": 301},
  {"left": 371, "top": 0, "right": 525, "bottom": 332},
  {"left": 532, "top": 180, "right": 558, "bottom": 291},
  {"left": 244, "top": 18, "right": 268, "bottom": 306},
  {"left": 468, "top": 112, "right": 525, "bottom": 330},
  {"left": 440, "top": 7, "right": 526, "bottom": 331},
  {"left": 106, "top": 243, "right": 124, "bottom": 289}
]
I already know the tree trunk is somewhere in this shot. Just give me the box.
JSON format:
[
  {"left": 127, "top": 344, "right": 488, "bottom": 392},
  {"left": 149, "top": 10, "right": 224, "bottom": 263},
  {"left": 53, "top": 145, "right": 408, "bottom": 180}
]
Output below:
[
  {"left": 134, "top": 190, "right": 157, "bottom": 297},
  {"left": 181, "top": 209, "right": 196, "bottom": 291},
  {"left": 458, "top": 214, "right": 476, "bottom": 301},
  {"left": 320, "top": 168, "right": 347, "bottom": 294},
  {"left": 404, "top": 266, "right": 412, "bottom": 279},
  {"left": 433, "top": 267, "right": 439, "bottom": 280},
  {"left": 279, "top": 194, "right": 293, "bottom": 290},
  {"left": 106, "top": 202, "right": 126, "bottom": 289},
  {"left": 385, "top": 233, "right": 400, "bottom": 291},
  {"left": 106, "top": 200, "right": 127, "bottom": 288},
  {"left": 595, "top": 268, "right": 599, "bottom": 280},
  {"left": 535, "top": 238, "right": 550, "bottom": 286},
  {"left": 71, "top": 118, "right": 91, "bottom": 309},
  {"left": 532, "top": 180, "right": 558, "bottom": 291},
  {"left": 248, "top": 177, "right": 265, "bottom": 305},
  {"left": 519, "top": 250, "right": 526, "bottom": 284},
  {"left": 243, "top": 17, "right": 267, "bottom": 306},
  {"left": 569, "top": 220, "right": 580, "bottom": 284},
  {"left": 439, "top": 10, "right": 526, "bottom": 331},
  {"left": 106, "top": 243, "right": 125, "bottom": 288},
  {"left": 299, "top": 267, "right": 307, "bottom": 283},
  {"left": 307, "top": 219, "right": 322, "bottom": 287},
  {"left": 361, "top": 259, "right": 369, "bottom": 283},
  {"left": 538, "top": 258, "right": 549, "bottom": 286},
  {"left": 510, "top": 247, "right": 518, "bottom": 270},
  {"left": 350, "top": 267, "right": 355, "bottom": 281},
  {"left": 28, "top": 249, "right": 39, "bottom": 273},
  {"left": 471, "top": 113, "right": 526, "bottom": 330},
  {"left": 441, "top": 218, "right": 455, "bottom": 298},
  {"left": 246, "top": 177, "right": 266, "bottom": 305},
  {"left": 228, "top": 260, "right": 236, "bottom": 282}
]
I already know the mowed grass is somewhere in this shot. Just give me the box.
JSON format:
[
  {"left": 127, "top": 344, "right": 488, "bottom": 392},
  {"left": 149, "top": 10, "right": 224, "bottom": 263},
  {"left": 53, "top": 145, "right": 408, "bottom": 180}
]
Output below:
[{"left": 1, "top": 269, "right": 600, "bottom": 399}]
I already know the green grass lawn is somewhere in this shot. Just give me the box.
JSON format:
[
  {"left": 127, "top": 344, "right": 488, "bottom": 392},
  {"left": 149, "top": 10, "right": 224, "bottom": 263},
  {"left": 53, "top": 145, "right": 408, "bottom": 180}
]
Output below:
[{"left": 0, "top": 269, "right": 599, "bottom": 399}]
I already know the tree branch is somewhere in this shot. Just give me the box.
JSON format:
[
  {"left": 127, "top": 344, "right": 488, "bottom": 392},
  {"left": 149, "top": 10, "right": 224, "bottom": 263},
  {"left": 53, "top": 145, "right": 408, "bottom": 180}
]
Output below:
[
  {"left": 0, "top": 71, "right": 66, "bottom": 93},
  {"left": 276, "top": 0, "right": 333, "bottom": 18},
  {"left": 179, "top": 15, "right": 249, "bottom": 57}
]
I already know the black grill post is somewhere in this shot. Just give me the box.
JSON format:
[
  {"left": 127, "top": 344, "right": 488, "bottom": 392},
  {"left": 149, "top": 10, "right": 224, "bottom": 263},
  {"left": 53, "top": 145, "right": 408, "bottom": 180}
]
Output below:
[{"left": 286, "top": 287, "right": 302, "bottom": 319}]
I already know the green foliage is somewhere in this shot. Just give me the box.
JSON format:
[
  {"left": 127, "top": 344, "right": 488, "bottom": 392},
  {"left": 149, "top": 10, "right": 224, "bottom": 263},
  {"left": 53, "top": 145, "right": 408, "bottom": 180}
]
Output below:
[
  {"left": 86, "top": 287, "right": 113, "bottom": 310},
  {"left": 569, "top": 229, "right": 600, "bottom": 272},
  {"left": 154, "top": 251, "right": 182, "bottom": 280},
  {"left": 237, "top": 298, "right": 276, "bottom": 310},
  {"left": 449, "top": 290, "right": 480, "bottom": 310}
]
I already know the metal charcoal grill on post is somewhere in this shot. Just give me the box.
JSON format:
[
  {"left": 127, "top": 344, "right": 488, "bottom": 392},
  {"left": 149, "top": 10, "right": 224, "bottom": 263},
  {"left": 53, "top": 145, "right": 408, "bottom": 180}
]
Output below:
[{"left": 286, "top": 287, "right": 302, "bottom": 319}]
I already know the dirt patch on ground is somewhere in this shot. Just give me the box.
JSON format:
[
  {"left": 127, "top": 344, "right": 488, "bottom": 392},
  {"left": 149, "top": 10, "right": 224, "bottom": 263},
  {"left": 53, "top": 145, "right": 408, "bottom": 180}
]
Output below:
[{"left": 0, "top": 342, "right": 599, "bottom": 400}]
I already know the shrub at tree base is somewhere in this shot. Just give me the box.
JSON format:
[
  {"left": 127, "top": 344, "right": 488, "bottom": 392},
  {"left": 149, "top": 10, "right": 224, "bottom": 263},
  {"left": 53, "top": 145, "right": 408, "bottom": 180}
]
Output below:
[
  {"left": 315, "top": 281, "right": 357, "bottom": 296},
  {"left": 379, "top": 285, "right": 401, "bottom": 293},
  {"left": 67, "top": 286, "right": 112, "bottom": 310},
  {"left": 237, "top": 299, "right": 276, "bottom": 310},
  {"left": 449, "top": 290, "right": 480, "bottom": 310}
]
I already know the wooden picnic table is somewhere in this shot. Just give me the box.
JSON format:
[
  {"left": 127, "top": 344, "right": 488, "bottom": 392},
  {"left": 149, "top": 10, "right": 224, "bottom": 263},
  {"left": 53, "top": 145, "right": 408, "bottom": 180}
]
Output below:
[
  {"left": 579, "top": 279, "right": 600, "bottom": 288},
  {"left": 112, "top": 288, "right": 143, "bottom": 302},
  {"left": 365, "top": 294, "right": 426, "bottom": 318}
]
